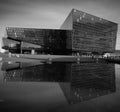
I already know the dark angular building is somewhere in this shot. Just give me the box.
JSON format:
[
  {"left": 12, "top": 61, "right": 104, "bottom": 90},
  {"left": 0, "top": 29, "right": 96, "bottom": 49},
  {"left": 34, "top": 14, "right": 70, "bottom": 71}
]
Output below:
[
  {"left": 3, "top": 28, "right": 72, "bottom": 54},
  {"left": 61, "top": 9, "right": 118, "bottom": 54},
  {"left": 2, "top": 9, "right": 118, "bottom": 54}
]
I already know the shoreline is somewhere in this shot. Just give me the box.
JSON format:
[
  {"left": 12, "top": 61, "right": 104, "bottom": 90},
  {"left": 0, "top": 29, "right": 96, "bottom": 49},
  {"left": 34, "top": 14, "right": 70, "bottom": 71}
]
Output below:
[{"left": 0, "top": 53, "right": 98, "bottom": 63}]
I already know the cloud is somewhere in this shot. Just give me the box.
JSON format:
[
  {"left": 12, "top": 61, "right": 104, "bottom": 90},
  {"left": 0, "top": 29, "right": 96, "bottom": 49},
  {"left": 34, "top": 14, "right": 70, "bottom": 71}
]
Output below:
[
  {"left": 1, "top": 0, "right": 120, "bottom": 17},
  {"left": 0, "top": 1, "right": 29, "bottom": 19}
]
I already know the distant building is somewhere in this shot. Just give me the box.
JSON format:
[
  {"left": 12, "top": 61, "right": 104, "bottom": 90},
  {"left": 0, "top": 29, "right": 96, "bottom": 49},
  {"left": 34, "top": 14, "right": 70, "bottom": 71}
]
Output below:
[{"left": 2, "top": 9, "right": 118, "bottom": 55}]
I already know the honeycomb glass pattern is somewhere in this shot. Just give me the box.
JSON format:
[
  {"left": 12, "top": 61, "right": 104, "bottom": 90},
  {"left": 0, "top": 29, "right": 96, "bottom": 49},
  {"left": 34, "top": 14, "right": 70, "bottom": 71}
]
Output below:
[
  {"left": 72, "top": 9, "right": 118, "bottom": 53},
  {"left": 6, "top": 27, "right": 72, "bottom": 54}
]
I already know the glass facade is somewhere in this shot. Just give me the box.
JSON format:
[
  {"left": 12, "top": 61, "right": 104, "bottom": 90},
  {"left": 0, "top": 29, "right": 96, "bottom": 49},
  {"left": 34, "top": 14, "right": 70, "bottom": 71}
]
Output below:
[
  {"left": 2, "top": 8, "right": 118, "bottom": 54},
  {"left": 61, "top": 9, "right": 118, "bottom": 54},
  {"left": 6, "top": 27, "right": 44, "bottom": 45},
  {"left": 2, "top": 38, "right": 21, "bottom": 53},
  {"left": 4, "top": 27, "right": 72, "bottom": 54}
]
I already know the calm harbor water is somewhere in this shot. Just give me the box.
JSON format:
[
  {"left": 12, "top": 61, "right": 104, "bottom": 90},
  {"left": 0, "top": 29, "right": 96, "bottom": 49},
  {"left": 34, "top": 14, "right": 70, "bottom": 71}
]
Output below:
[{"left": 0, "top": 61, "right": 120, "bottom": 112}]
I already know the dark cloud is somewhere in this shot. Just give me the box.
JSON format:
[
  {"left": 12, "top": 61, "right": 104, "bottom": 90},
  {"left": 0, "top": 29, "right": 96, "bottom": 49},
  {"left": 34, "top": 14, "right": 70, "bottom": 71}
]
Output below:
[
  {"left": 0, "top": 0, "right": 29, "bottom": 5},
  {"left": 1, "top": 0, "right": 120, "bottom": 6},
  {"left": 0, "top": 0, "right": 120, "bottom": 20},
  {"left": 0, "top": 0, "right": 120, "bottom": 22},
  {"left": 25, "top": 0, "right": 120, "bottom": 5},
  {"left": 0, "top": 0, "right": 120, "bottom": 4},
  {"left": 0, "top": 0, "right": 120, "bottom": 11},
  {"left": 0, "top": 0, "right": 31, "bottom": 18}
]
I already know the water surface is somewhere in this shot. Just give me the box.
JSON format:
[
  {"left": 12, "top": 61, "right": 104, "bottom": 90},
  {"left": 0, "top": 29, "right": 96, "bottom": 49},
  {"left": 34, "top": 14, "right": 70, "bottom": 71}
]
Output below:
[{"left": 0, "top": 62, "right": 120, "bottom": 112}]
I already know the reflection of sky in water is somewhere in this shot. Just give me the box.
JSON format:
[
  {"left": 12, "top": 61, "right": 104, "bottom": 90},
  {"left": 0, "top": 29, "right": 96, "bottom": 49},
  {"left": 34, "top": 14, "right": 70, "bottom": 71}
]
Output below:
[{"left": 0, "top": 62, "right": 120, "bottom": 112}]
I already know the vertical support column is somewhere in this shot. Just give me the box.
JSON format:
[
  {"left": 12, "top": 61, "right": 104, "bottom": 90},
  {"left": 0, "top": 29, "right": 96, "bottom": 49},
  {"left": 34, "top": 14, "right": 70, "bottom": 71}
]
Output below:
[
  {"left": 31, "top": 49, "right": 35, "bottom": 54},
  {"left": 20, "top": 41, "right": 22, "bottom": 54}
]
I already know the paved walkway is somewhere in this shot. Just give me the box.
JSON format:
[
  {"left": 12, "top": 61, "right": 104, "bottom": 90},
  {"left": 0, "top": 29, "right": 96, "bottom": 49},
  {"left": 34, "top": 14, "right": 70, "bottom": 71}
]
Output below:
[{"left": 0, "top": 53, "right": 96, "bottom": 63}]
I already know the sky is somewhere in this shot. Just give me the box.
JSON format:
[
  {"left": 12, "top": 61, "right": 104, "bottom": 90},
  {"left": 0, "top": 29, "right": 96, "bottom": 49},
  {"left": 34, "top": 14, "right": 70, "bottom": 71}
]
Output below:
[{"left": 0, "top": 0, "right": 120, "bottom": 51}]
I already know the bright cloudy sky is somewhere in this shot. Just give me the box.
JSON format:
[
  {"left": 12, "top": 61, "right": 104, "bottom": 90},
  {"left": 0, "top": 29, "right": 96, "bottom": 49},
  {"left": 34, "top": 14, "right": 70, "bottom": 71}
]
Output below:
[{"left": 0, "top": 0, "right": 120, "bottom": 50}]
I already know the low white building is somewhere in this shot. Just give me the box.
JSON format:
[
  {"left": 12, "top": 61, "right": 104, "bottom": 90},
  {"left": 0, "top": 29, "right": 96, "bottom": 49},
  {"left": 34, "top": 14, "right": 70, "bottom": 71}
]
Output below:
[{"left": 103, "top": 52, "right": 120, "bottom": 58}]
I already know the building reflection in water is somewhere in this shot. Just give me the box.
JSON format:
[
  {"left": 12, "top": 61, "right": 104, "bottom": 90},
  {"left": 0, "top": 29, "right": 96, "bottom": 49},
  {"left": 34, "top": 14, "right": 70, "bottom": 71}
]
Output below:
[
  {"left": 1, "top": 62, "right": 70, "bottom": 82},
  {"left": 60, "top": 63, "right": 116, "bottom": 104},
  {"left": 1, "top": 62, "right": 116, "bottom": 104}
]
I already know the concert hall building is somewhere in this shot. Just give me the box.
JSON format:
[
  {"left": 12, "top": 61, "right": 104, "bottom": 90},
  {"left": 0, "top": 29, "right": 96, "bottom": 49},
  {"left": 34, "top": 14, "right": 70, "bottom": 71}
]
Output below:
[{"left": 2, "top": 9, "right": 118, "bottom": 55}]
